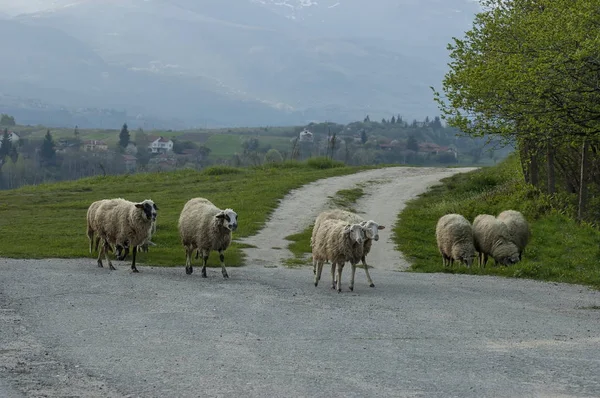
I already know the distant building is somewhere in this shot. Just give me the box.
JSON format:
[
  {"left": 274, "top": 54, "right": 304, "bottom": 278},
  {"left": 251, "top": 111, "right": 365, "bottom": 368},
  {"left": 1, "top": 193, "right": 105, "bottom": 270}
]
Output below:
[
  {"left": 298, "top": 129, "right": 314, "bottom": 143},
  {"left": 148, "top": 136, "right": 173, "bottom": 154},
  {"left": 122, "top": 154, "right": 137, "bottom": 172},
  {"left": 82, "top": 140, "right": 108, "bottom": 152},
  {"left": 0, "top": 131, "right": 19, "bottom": 148}
]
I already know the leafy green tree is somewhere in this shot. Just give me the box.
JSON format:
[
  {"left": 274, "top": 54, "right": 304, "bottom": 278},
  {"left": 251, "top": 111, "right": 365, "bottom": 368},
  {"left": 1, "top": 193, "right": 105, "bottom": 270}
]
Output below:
[
  {"left": 360, "top": 129, "right": 368, "bottom": 145},
  {"left": 391, "top": 116, "right": 396, "bottom": 124},
  {"left": 406, "top": 135, "right": 419, "bottom": 152},
  {"left": 264, "top": 148, "right": 283, "bottom": 163},
  {"left": 119, "top": 123, "right": 130, "bottom": 149},
  {"left": 363, "top": 115, "right": 370, "bottom": 123},
  {"left": 0, "top": 114, "right": 16, "bottom": 126},
  {"left": 40, "top": 130, "right": 56, "bottom": 166},
  {"left": 0, "top": 128, "right": 11, "bottom": 159}
]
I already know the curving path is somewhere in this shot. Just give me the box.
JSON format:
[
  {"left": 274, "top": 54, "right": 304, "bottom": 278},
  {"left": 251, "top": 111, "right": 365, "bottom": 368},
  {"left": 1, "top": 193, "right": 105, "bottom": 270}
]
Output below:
[{"left": 240, "top": 166, "right": 477, "bottom": 270}]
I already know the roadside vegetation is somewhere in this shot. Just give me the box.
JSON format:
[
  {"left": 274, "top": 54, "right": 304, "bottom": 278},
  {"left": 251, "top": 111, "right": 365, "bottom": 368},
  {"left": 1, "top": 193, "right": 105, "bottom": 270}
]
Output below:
[
  {"left": 0, "top": 159, "right": 370, "bottom": 267},
  {"left": 394, "top": 155, "right": 600, "bottom": 289}
]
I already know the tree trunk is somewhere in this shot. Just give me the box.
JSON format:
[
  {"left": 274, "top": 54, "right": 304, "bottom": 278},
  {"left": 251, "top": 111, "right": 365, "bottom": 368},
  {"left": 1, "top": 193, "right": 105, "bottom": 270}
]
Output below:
[
  {"left": 530, "top": 149, "right": 540, "bottom": 187},
  {"left": 546, "top": 140, "right": 556, "bottom": 194},
  {"left": 519, "top": 139, "right": 531, "bottom": 184},
  {"left": 577, "top": 140, "right": 590, "bottom": 222}
]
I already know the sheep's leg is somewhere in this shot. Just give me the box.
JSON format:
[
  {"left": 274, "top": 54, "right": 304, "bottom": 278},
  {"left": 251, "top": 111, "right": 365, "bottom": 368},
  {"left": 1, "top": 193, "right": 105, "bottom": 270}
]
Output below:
[
  {"left": 195, "top": 249, "right": 200, "bottom": 260},
  {"left": 360, "top": 256, "right": 375, "bottom": 288},
  {"left": 131, "top": 245, "right": 139, "bottom": 273},
  {"left": 94, "top": 236, "right": 101, "bottom": 253},
  {"left": 185, "top": 246, "right": 193, "bottom": 275},
  {"left": 201, "top": 249, "right": 209, "bottom": 278},
  {"left": 314, "top": 260, "right": 324, "bottom": 287},
  {"left": 349, "top": 262, "right": 357, "bottom": 292},
  {"left": 97, "top": 240, "right": 104, "bottom": 268},
  {"left": 219, "top": 249, "right": 229, "bottom": 279},
  {"left": 330, "top": 262, "right": 336, "bottom": 289},
  {"left": 104, "top": 241, "right": 116, "bottom": 270},
  {"left": 336, "top": 262, "right": 344, "bottom": 293},
  {"left": 88, "top": 230, "right": 94, "bottom": 254}
]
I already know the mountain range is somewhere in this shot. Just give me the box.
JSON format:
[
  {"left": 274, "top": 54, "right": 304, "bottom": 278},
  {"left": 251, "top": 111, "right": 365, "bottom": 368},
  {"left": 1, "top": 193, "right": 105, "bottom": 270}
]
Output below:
[{"left": 0, "top": 0, "right": 480, "bottom": 128}]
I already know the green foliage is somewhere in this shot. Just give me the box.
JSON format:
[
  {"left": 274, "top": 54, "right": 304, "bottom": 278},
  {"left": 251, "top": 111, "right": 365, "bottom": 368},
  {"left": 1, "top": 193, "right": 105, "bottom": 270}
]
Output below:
[
  {"left": 118, "top": 123, "right": 130, "bottom": 148},
  {"left": 0, "top": 161, "right": 364, "bottom": 267},
  {"left": 0, "top": 114, "right": 16, "bottom": 126},
  {"left": 40, "top": 130, "right": 56, "bottom": 165},
  {"left": 264, "top": 148, "right": 283, "bottom": 164},
  {"left": 201, "top": 166, "right": 244, "bottom": 176},
  {"left": 0, "top": 128, "right": 11, "bottom": 159},
  {"left": 406, "top": 135, "right": 419, "bottom": 152},
  {"left": 306, "top": 157, "right": 346, "bottom": 169},
  {"left": 394, "top": 155, "right": 600, "bottom": 289}
]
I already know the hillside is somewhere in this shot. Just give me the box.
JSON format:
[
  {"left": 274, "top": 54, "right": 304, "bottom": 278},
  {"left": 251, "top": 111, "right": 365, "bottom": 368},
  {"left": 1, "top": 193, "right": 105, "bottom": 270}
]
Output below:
[{"left": 0, "top": 0, "right": 479, "bottom": 127}]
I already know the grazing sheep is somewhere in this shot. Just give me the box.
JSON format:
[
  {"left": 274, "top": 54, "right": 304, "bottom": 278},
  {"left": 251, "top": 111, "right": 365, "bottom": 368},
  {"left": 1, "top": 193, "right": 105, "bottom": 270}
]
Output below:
[
  {"left": 311, "top": 209, "right": 384, "bottom": 288},
  {"left": 435, "top": 214, "right": 476, "bottom": 267},
  {"left": 95, "top": 198, "right": 158, "bottom": 272},
  {"left": 472, "top": 214, "right": 520, "bottom": 267},
  {"left": 312, "top": 219, "right": 365, "bottom": 292},
  {"left": 496, "top": 210, "right": 530, "bottom": 260},
  {"left": 178, "top": 198, "right": 238, "bottom": 278}
]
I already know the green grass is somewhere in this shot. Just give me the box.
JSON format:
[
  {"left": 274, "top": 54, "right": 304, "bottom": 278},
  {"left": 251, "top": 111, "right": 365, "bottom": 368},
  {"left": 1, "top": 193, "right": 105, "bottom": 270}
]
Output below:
[
  {"left": 284, "top": 185, "right": 367, "bottom": 267},
  {"left": 203, "top": 134, "right": 296, "bottom": 160},
  {"left": 0, "top": 162, "right": 370, "bottom": 268},
  {"left": 394, "top": 154, "right": 600, "bottom": 289}
]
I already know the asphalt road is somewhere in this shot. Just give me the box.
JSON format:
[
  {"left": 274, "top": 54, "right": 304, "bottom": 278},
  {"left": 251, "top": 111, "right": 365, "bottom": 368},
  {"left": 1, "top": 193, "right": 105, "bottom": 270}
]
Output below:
[{"left": 1, "top": 258, "right": 600, "bottom": 397}]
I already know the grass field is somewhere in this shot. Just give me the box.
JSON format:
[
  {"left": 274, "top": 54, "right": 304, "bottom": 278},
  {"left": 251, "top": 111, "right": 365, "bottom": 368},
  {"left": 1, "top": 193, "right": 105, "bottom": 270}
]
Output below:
[
  {"left": 393, "top": 155, "right": 600, "bottom": 289},
  {"left": 0, "top": 160, "right": 365, "bottom": 269}
]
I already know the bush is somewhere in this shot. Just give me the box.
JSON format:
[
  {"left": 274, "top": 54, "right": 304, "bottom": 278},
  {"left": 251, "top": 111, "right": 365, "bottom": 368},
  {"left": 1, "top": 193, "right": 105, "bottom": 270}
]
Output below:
[{"left": 306, "top": 157, "right": 346, "bottom": 169}]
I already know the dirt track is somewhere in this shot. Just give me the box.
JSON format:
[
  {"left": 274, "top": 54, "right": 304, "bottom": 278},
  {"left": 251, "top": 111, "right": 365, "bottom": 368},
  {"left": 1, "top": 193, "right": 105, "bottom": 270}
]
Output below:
[{"left": 1, "top": 166, "right": 600, "bottom": 398}]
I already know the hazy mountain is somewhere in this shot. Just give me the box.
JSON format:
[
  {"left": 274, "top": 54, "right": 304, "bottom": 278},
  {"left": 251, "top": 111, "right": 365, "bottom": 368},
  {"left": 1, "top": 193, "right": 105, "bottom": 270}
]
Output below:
[{"left": 0, "top": 0, "right": 479, "bottom": 128}]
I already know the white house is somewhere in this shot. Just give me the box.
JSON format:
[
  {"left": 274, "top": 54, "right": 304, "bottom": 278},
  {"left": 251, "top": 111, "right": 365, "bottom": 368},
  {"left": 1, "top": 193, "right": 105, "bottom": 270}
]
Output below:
[
  {"left": 0, "top": 131, "right": 19, "bottom": 148},
  {"left": 298, "top": 129, "right": 313, "bottom": 143},
  {"left": 148, "top": 136, "right": 174, "bottom": 154}
]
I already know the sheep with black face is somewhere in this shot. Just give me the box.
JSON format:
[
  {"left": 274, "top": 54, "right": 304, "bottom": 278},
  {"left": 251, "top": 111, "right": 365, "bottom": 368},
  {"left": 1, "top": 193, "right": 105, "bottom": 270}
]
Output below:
[
  {"left": 95, "top": 198, "right": 158, "bottom": 272},
  {"left": 178, "top": 198, "right": 238, "bottom": 278}
]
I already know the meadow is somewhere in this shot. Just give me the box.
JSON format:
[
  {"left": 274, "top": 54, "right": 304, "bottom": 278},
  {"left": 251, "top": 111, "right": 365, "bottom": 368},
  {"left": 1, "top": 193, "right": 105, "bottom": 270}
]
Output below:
[{"left": 0, "top": 159, "right": 366, "bottom": 268}]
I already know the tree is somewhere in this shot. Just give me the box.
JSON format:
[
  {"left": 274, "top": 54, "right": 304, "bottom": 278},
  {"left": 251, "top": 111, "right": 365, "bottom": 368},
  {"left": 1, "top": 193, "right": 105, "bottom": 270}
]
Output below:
[
  {"left": 391, "top": 116, "right": 396, "bottom": 124},
  {"left": 0, "top": 114, "right": 16, "bottom": 126},
  {"left": 40, "top": 130, "right": 56, "bottom": 166},
  {"left": 360, "top": 129, "right": 368, "bottom": 145},
  {"left": 406, "top": 135, "right": 419, "bottom": 152},
  {"left": 363, "top": 115, "right": 370, "bottom": 123},
  {"left": 119, "top": 123, "right": 130, "bottom": 149},
  {"left": 0, "top": 128, "right": 11, "bottom": 159},
  {"left": 264, "top": 148, "right": 283, "bottom": 163},
  {"left": 434, "top": 0, "right": 600, "bottom": 220}
]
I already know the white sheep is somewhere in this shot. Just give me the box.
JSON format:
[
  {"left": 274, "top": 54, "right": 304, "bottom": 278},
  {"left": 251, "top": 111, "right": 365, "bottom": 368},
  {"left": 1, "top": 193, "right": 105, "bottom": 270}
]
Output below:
[
  {"left": 116, "top": 219, "right": 157, "bottom": 260},
  {"left": 178, "top": 198, "right": 238, "bottom": 278},
  {"left": 472, "top": 214, "right": 520, "bottom": 267},
  {"left": 435, "top": 214, "right": 476, "bottom": 267},
  {"left": 95, "top": 198, "right": 158, "bottom": 272},
  {"left": 86, "top": 199, "right": 111, "bottom": 254},
  {"left": 311, "top": 209, "right": 384, "bottom": 288},
  {"left": 496, "top": 210, "right": 530, "bottom": 260},
  {"left": 312, "top": 218, "right": 365, "bottom": 292}
]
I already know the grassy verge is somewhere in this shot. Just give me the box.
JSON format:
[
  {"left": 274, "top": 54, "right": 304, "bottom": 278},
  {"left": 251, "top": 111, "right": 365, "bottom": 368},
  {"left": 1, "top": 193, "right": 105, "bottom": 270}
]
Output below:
[
  {"left": 394, "top": 154, "right": 600, "bottom": 289},
  {"left": 0, "top": 160, "right": 369, "bottom": 268}
]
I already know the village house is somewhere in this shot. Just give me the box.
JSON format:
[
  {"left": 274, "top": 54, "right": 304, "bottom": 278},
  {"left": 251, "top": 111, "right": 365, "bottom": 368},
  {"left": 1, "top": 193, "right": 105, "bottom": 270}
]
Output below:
[
  {"left": 148, "top": 136, "right": 174, "bottom": 154},
  {"left": 0, "top": 131, "right": 20, "bottom": 148},
  {"left": 82, "top": 140, "right": 108, "bottom": 152},
  {"left": 298, "top": 129, "right": 314, "bottom": 143}
]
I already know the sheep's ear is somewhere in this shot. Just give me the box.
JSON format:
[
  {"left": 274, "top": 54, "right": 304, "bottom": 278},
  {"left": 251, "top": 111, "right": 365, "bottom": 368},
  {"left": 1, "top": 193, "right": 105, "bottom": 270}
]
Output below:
[
  {"left": 378, "top": 225, "right": 385, "bottom": 230},
  {"left": 343, "top": 225, "right": 351, "bottom": 234},
  {"left": 135, "top": 203, "right": 144, "bottom": 209},
  {"left": 216, "top": 212, "right": 226, "bottom": 219},
  {"left": 153, "top": 203, "right": 158, "bottom": 210},
  {"left": 360, "top": 221, "right": 367, "bottom": 227}
]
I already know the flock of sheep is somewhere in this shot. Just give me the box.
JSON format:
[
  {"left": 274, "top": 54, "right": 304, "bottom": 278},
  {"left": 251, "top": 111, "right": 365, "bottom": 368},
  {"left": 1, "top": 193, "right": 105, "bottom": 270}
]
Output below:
[
  {"left": 85, "top": 196, "right": 530, "bottom": 292},
  {"left": 86, "top": 197, "right": 238, "bottom": 276},
  {"left": 435, "top": 210, "right": 531, "bottom": 268}
]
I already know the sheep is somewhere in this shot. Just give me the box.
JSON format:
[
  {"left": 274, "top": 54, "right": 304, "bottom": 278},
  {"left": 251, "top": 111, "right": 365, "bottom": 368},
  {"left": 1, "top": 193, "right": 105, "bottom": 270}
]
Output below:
[
  {"left": 312, "top": 218, "right": 365, "bottom": 292},
  {"left": 496, "top": 210, "right": 530, "bottom": 260},
  {"left": 435, "top": 214, "right": 476, "bottom": 267},
  {"left": 178, "top": 198, "right": 238, "bottom": 278},
  {"left": 115, "top": 218, "right": 157, "bottom": 260},
  {"left": 86, "top": 199, "right": 111, "bottom": 254},
  {"left": 472, "top": 214, "right": 520, "bottom": 267},
  {"left": 95, "top": 198, "right": 158, "bottom": 272},
  {"left": 310, "top": 209, "right": 384, "bottom": 288}
]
